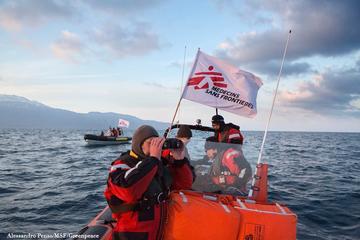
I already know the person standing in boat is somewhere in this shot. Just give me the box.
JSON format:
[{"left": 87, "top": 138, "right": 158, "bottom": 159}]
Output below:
[
  {"left": 105, "top": 126, "right": 112, "bottom": 137},
  {"left": 117, "top": 127, "right": 123, "bottom": 136},
  {"left": 211, "top": 114, "right": 244, "bottom": 145},
  {"left": 104, "top": 125, "right": 194, "bottom": 240},
  {"left": 112, "top": 127, "right": 119, "bottom": 137},
  {"left": 175, "top": 125, "right": 193, "bottom": 161},
  {"left": 162, "top": 125, "right": 196, "bottom": 186},
  {"left": 204, "top": 137, "right": 252, "bottom": 195}
]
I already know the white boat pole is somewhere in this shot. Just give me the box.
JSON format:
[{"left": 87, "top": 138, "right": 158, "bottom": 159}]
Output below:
[
  {"left": 248, "top": 30, "right": 292, "bottom": 198},
  {"left": 176, "top": 46, "right": 187, "bottom": 123},
  {"left": 167, "top": 48, "right": 201, "bottom": 136}
]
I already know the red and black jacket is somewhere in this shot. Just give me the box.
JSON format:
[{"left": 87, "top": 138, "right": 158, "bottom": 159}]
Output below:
[
  {"left": 210, "top": 148, "right": 252, "bottom": 191},
  {"left": 104, "top": 150, "right": 194, "bottom": 240},
  {"left": 215, "top": 123, "right": 244, "bottom": 145}
]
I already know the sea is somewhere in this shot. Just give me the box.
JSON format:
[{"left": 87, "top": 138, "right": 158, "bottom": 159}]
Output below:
[{"left": 0, "top": 129, "right": 359, "bottom": 240}]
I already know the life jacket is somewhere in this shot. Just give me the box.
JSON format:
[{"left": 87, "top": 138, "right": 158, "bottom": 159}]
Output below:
[
  {"left": 104, "top": 150, "right": 172, "bottom": 240},
  {"left": 210, "top": 148, "right": 252, "bottom": 191},
  {"left": 216, "top": 123, "right": 244, "bottom": 145}
]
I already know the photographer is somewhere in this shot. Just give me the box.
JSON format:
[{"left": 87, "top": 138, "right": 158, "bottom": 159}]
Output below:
[{"left": 104, "top": 125, "right": 194, "bottom": 240}]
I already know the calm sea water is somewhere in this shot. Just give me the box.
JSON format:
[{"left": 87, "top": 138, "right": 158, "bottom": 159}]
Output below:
[{"left": 0, "top": 129, "right": 359, "bottom": 240}]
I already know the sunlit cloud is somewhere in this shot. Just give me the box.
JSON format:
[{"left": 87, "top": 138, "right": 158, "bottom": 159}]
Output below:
[{"left": 51, "top": 30, "right": 87, "bottom": 63}]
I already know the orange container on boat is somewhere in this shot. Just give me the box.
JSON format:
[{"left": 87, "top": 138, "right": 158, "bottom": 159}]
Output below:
[
  {"left": 164, "top": 191, "right": 241, "bottom": 240},
  {"left": 163, "top": 191, "right": 297, "bottom": 240},
  {"left": 234, "top": 199, "right": 297, "bottom": 240}
]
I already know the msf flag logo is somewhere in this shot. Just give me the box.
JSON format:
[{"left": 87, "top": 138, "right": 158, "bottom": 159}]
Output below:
[
  {"left": 182, "top": 50, "right": 263, "bottom": 118},
  {"left": 187, "top": 65, "right": 227, "bottom": 90},
  {"left": 118, "top": 119, "right": 130, "bottom": 128}
]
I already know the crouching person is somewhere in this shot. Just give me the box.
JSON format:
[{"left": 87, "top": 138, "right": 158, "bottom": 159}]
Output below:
[{"left": 104, "top": 125, "right": 194, "bottom": 240}]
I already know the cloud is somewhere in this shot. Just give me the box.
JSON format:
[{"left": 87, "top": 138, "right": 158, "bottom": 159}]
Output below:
[
  {"left": 246, "top": 61, "right": 313, "bottom": 77},
  {"left": 0, "top": 0, "right": 76, "bottom": 31},
  {"left": 90, "top": 22, "right": 162, "bottom": 58},
  {"left": 168, "top": 61, "right": 182, "bottom": 69},
  {"left": 167, "top": 60, "right": 194, "bottom": 70},
  {"left": 51, "top": 21, "right": 164, "bottom": 63},
  {"left": 84, "top": 0, "right": 164, "bottom": 16},
  {"left": 143, "top": 82, "right": 179, "bottom": 91},
  {"left": 0, "top": 1, "right": 165, "bottom": 60},
  {"left": 278, "top": 62, "right": 360, "bottom": 116},
  {"left": 215, "top": 0, "right": 360, "bottom": 73},
  {"left": 51, "top": 30, "right": 87, "bottom": 63},
  {"left": 144, "top": 82, "right": 167, "bottom": 89}
]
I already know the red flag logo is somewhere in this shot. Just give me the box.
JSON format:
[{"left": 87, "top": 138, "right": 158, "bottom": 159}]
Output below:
[{"left": 187, "top": 66, "right": 227, "bottom": 90}]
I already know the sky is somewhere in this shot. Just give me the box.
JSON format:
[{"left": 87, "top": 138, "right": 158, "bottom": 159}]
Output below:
[{"left": 0, "top": 0, "right": 359, "bottom": 132}]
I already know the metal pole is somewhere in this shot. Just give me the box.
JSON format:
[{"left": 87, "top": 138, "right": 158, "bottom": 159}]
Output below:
[
  {"left": 167, "top": 48, "right": 201, "bottom": 137},
  {"left": 176, "top": 46, "right": 187, "bottom": 123},
  {"left": 248, "top": 30, "right": 292, "bottom": 198}
]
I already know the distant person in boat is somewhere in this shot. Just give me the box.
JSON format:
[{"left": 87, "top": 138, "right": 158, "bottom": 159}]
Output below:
[
  {"left": 104, "top": 125, "right": 194, "bottom": 240},
  {"left": 203, "top": 137, "right": 252, "bottom": 195},
  {"left": 100, "top": 131, "right": 104, "bottom": 136},
  {"left": 212, "top": 114, "right": 244, "bottom": 145},
  {"left": 117, "top": 127, "right": 123, "bottom": 136},
  {"left": 105, "top": 127, "right": 112, "bottom": 137},
  {"left": 112, "top": 127, "right": 119, "bottom": 137}
]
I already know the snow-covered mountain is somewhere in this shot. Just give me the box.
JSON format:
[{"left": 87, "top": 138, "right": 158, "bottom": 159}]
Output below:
[{"left": 0, "top": 94, "right": 168, "bottom": 130}]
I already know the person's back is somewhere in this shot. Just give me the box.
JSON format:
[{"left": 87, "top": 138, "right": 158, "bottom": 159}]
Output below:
[{"left": 210, "top": 147, "right": 252, "bottom": 194}]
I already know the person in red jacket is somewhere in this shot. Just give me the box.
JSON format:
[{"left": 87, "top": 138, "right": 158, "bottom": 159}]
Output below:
[
  {"left": 211, "top": 114, "right": 244, "bottom": 145},
  {"left": 104, "top": 125, "right": 194, "bottom": 240},
  {"left": 204, "top": 136, "right": 252, "bottom": 195}
]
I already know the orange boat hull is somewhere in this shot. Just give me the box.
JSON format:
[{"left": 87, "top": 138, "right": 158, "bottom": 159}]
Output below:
[{"left": 164, "top": 191, "right": 297, "bottom": 240}]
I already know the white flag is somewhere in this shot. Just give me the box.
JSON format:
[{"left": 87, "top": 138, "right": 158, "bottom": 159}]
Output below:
[
  {"left": 182, "top": 50, "right": 263, "bottom": 118},
  {"left": 118, "top": 119, "right": 130, "bottom": 128}
]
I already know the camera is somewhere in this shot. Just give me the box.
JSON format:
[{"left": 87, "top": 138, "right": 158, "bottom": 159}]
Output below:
[{"left": 162, "top": 138, "right": 184, "bottom": 150}]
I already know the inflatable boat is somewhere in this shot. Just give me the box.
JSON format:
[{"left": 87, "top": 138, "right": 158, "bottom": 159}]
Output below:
[
  {"left": 84, "top": 134, "right": 132, "bottom": 146},
  {"left": 75, "top": 124, "right": 297, "bottom": 240},
  {"left": 75, "top": 190, "right": 296, "bottom": 240}
]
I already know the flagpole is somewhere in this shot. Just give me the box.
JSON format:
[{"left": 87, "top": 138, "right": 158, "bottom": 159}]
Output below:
[
  {"left": 166, "top": 48, "right": 201, "bottom": 137},
  {"left": 176, "top": 46, "right": 187, "bottom": 123},
  {"left": 248, "top": 30, "right": 292, "bottom": 198}
]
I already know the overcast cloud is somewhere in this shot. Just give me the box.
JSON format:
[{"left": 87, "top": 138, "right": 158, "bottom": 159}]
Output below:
[
  {"left": 0, "top": 0, "right": 76, "bottom": 31},
  {"left": 278, "top": 60, "right": 360, "bottom": 116},
  {"left": 217, "top": 0, "right": 360, "bottom": 62}
]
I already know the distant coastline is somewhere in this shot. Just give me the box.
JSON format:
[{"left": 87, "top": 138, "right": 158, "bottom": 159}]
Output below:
[{"left": 0, "top": 94, "right": 168, "bottom": 130}]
